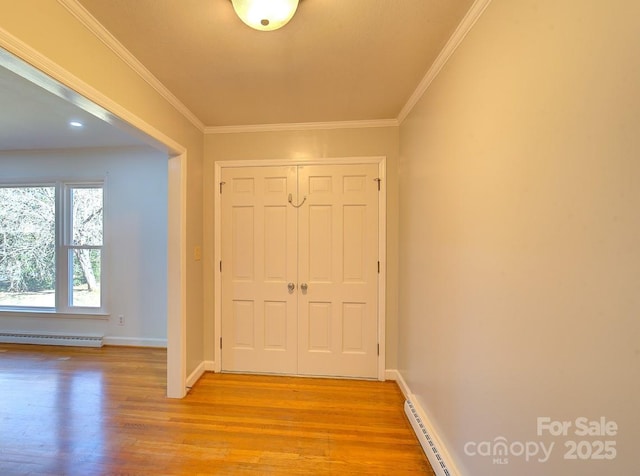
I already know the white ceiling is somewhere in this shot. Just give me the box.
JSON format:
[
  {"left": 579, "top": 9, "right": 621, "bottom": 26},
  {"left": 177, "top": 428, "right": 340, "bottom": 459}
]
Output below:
[
  {"left": 0, "top": 50, "right": 156, "bottom": 152},
  {"left": 77, "top": 0, "right": 476, "bottom": 127}
]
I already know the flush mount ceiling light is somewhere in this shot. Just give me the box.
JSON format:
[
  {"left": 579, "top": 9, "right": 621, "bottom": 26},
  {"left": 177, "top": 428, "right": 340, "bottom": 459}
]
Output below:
[{"left": 231, "top": 0, "right": 299, "bottom": 31}]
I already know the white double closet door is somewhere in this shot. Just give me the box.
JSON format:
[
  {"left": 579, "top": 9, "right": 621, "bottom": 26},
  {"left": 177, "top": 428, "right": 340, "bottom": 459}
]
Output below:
[{"left": 221, "top": 163, "right": 379, "bottom": 378}]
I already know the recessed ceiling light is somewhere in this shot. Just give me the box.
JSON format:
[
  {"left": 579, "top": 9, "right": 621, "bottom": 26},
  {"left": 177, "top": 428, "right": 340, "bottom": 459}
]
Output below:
[{"left": 69, "top": 121, "right": 83, "bottom": 128}]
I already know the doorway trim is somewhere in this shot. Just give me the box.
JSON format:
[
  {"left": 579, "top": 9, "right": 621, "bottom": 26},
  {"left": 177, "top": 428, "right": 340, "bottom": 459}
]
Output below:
[
  {"left": 214, "top": 156, "right": 387, "bottom": 380},
  {"left": 0, "top": 30, "right": 188, "bottom": 398}
]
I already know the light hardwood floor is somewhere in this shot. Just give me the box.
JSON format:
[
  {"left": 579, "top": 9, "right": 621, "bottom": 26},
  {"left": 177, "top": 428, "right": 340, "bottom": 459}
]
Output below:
[{"left": 0, "top": 344, "right": 434, "bottom": 475}]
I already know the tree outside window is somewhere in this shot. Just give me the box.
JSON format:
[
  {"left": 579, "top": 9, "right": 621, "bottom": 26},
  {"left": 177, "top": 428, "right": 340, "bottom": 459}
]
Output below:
[
  {"left": 68, "top": 185, "right": 103, "bottom": 308},
  {"left": 0, "top": 182, "right": 104, "bottom": 312}
]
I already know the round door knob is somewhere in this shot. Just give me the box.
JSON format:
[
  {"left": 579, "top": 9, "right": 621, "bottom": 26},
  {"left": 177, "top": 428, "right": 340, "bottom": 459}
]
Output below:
[
  {"left": 288, "top": 282, "right": 295, "bottom": 292},
  {"left": 300, "top": 283, "right": 308, "bottom": 292}
]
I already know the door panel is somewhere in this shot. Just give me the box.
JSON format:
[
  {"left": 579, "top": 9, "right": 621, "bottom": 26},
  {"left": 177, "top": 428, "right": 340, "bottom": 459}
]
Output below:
[
  {"left": 308, "top": 205, "right": 333, "bottom": 281},
  {"left": 221, "top": 166, "right": 298, "bottom": 374},
  {"left": 297, "top": 164, "right": 379, "bottom": 378}
]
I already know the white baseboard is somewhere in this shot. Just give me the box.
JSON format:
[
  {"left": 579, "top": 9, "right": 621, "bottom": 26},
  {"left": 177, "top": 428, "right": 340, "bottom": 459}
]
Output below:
[
  {"left": 103, "top": 336, "right": 167, "bottom": 347},
  {"left": 389, "top": 368, "right": 411, "bottom": 399},
  {"left": 186, "top": 360, "right": 215, "bottom": 389},
  {"left": 398, "top": 371, "right": 460, "bottom": 476},
  {"left": 186, "top": 361, "right": 205, "bottom": 388},
  {"left": 385, "top": 368, "right": 399, "bottom": 382}
]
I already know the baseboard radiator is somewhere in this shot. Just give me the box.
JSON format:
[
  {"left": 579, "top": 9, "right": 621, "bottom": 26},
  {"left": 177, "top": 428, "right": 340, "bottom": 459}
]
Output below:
[
  {"left": 0, "top": 332, "right": 104, "bottom": 348},
  {"left": 405, "top": 400, "right": 453, "bottom": 476}
]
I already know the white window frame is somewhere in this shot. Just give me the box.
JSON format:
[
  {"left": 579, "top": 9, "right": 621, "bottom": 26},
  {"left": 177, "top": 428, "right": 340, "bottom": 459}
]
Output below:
[
  {"left": 0, "top": 180, "right": 107, "bottom": 318},
  {"left": 57, "top": 182, "right": 105, "bottom": 314}
]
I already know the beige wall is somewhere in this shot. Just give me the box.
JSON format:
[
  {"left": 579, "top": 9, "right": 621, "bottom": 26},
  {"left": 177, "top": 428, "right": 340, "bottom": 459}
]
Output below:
[
  {"left": 0, "top": 0, "right": 204, "bottom": 374},
  {"left": 203, "top": 127, "right": 400, "bottom": 368},
  {"left": 398, "top": 0, "right": 640, "bottom": 474}
]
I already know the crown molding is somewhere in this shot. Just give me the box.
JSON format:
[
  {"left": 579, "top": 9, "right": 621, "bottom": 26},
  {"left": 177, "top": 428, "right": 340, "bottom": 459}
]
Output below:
[
  {"left": 397, "top": 0, "right": 493, "bottom": 124},
  {"left": 0, "top": 25, "right": 185, "bottom": 155},
  {"left": 57, "top": 0, "right": 205, "bottom": 133},
  {"left": 14, "top": 0, "right": 490, "bottom": 134},
  {"left": 205, "top": 118, "right": 399, "bottom": 134}
]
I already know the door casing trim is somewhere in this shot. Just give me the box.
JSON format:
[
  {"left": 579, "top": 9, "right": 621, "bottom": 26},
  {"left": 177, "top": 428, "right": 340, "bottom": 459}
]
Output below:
[{"left": 214, "top": 156, "right": 387, "bottom": 380}]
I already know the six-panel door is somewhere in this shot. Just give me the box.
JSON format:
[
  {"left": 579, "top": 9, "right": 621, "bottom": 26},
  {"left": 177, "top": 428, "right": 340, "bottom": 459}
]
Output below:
[
  {"left": 297, "top": 164, "right": 379, "bottom": 378},
  {"left": 221, "top": 166, "right": 298, "bottom": 374}
]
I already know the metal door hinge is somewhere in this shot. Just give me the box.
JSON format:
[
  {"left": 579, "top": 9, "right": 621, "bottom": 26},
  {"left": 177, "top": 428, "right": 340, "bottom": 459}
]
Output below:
[
  {"left": 374, "top": 178, "right": 381, "bottom": 191},
  {"left": 219, "top": 261, "right": 222, "bottom": 272},
  {"left": 378, "top": 261, "right": 380, "bottom": 273},
  {"left": 377, "top": 343, "right": 380, "bottom": 356},
  {"left": 219, "top": 181, "right": 226, "bottom": 194},
  {"left": 220, "top": 337, "right": 222, "bottom": 349}
]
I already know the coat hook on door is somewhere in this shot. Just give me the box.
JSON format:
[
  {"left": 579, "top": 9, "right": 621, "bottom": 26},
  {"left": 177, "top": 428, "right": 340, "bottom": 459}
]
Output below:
[{"left": 288, "top": 193, "right": 307, "bottom": 208}]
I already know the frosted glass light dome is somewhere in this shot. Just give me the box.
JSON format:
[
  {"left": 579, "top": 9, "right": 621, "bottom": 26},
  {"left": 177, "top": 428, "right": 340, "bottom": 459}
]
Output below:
[{"left": 231, "top": 0, "right": 299, "bottom": 31}]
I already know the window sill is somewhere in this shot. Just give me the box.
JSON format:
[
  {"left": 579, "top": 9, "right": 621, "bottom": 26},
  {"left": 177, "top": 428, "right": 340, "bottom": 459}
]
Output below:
[{"left": 0, "top": 309, "right": 110, "bottom": 320}]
